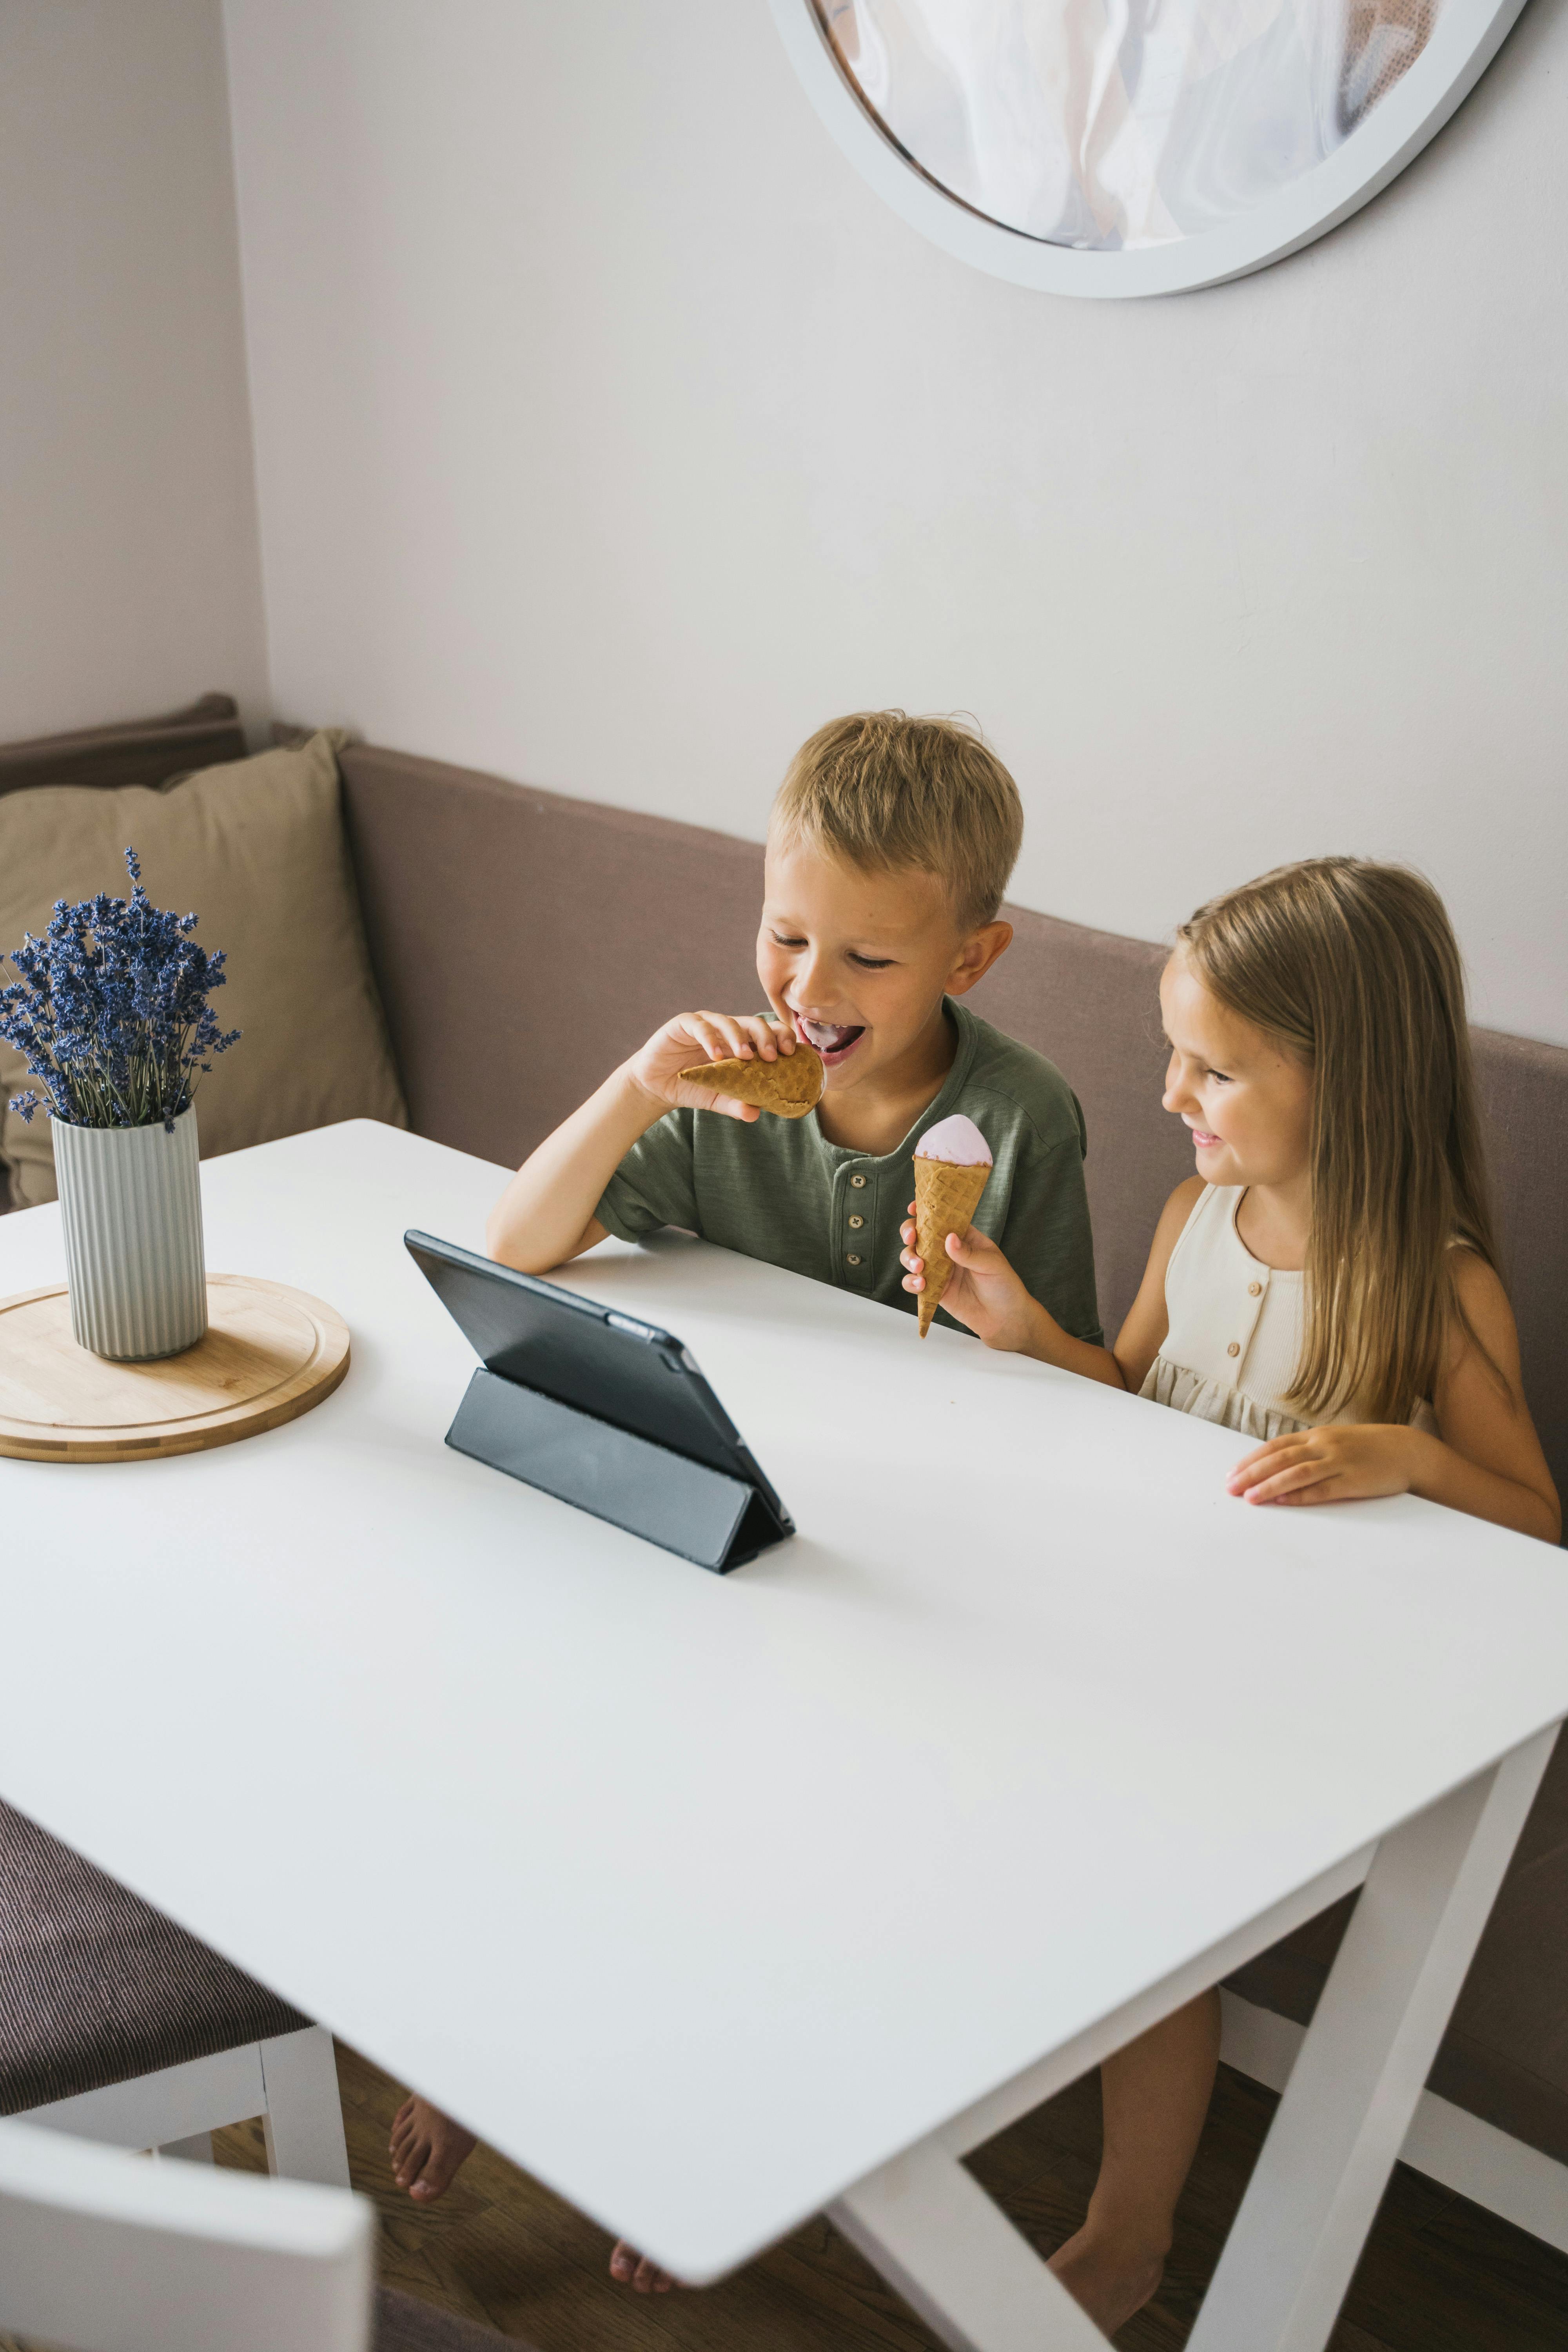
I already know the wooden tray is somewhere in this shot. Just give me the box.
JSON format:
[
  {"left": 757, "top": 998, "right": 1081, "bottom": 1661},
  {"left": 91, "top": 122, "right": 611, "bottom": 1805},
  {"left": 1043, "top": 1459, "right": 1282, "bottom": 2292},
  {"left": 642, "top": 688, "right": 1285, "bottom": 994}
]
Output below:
[{"left": 0, "top": 1274, "right": 350, "bottom": 1463}]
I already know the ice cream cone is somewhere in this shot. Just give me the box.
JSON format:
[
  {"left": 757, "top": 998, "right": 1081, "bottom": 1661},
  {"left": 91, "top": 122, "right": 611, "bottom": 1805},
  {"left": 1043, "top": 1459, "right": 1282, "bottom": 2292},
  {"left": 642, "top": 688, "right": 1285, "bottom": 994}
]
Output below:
[
  {"left": 677, "top": 1043, "right": 824, "bottom": 1118},
  {"left": 913, "top": 1156, "right": 991, "bottom": 1335}
]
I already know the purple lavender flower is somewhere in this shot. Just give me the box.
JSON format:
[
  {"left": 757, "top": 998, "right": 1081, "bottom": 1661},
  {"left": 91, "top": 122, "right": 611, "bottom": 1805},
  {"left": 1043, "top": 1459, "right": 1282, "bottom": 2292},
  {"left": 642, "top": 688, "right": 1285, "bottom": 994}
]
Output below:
[{"left": 0, "top": 848, "right": 240, "bottom": 1132}]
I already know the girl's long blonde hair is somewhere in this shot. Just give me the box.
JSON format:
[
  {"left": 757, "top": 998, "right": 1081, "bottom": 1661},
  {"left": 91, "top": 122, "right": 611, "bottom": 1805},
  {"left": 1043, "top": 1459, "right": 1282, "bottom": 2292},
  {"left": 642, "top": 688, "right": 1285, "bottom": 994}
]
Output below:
[{"left": 1178, "top": 858, "right": 1497, "bottom": 1424}]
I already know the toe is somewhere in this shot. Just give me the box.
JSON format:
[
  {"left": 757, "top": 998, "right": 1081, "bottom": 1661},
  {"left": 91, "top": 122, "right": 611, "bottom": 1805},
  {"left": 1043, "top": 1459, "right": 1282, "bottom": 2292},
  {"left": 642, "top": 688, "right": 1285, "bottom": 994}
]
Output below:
[
  {"left": 609, "top": 2241, "right": 637, "bottom": 2281},
  {"left": 410, "top": 2124, "right": 477, "bottom": 2202}
]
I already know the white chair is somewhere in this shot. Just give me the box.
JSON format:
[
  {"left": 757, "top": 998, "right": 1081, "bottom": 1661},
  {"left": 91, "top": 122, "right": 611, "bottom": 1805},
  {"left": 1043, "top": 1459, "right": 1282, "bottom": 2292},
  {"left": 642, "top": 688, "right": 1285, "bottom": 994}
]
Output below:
[
  {"left": 1, "top": 1800, "right": 348, "bottom": 2185},
  {"left": 0, "top": 2115, "right": 525, "bottom": 2352}
]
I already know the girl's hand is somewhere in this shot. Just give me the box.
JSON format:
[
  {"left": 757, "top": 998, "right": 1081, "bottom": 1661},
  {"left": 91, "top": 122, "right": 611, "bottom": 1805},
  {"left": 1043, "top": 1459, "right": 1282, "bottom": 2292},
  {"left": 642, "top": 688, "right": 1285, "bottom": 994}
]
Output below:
[
  {"left": 1227, "top": 1424, "right": 1423, "bottom": 1507},
  {"left": 899, "top": 1211, "right": 1038, "bottom": 1351},
  {"left": 625, "top": 1011, "right": 793, "bottom": 1122}
]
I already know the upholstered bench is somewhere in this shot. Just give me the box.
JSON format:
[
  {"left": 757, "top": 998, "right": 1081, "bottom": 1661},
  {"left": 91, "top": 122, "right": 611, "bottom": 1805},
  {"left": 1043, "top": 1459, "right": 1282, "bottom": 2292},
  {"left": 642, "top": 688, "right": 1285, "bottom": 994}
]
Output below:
[{"left": 0, "top": 1800, "right": 348, "bottom": 2180}]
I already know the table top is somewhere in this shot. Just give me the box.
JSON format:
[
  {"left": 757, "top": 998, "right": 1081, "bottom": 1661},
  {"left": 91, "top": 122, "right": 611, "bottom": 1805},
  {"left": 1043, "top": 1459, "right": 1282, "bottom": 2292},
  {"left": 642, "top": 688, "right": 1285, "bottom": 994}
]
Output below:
[{"left": 3, "top": 1120, "right": 1566, "bottom": 2280}]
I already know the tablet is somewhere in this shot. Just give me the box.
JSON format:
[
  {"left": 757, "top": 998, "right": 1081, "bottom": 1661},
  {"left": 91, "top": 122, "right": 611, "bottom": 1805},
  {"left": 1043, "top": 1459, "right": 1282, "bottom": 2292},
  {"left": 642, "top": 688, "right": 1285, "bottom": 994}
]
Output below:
[{"left": 405, "top": 1231, "right": 793, "bottom": 1572}]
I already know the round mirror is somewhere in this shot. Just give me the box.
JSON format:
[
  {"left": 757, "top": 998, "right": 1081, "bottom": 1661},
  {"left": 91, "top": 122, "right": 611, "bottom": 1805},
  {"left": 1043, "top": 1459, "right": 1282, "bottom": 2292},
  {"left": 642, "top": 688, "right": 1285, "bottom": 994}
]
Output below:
[{"left": 771, "top": 0, "right": 1524, "bottom": 294}]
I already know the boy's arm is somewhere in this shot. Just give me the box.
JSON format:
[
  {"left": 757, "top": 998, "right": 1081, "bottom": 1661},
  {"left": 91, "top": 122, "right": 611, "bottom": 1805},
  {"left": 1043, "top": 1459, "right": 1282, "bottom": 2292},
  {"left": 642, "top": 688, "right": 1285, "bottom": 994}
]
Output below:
[{"left": 486, "top": 1011, "right": 795, "bottom": 1274}]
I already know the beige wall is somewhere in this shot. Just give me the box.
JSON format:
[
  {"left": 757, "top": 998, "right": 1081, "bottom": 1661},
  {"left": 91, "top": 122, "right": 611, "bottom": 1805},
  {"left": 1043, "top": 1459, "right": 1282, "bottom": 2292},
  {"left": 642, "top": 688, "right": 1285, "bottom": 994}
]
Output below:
[
  {"left": 222, "top": 0, "right": 1567, "bottom": 1044},
  {"left": 0, "top": 0, "right": 266, "bottom": 744}
]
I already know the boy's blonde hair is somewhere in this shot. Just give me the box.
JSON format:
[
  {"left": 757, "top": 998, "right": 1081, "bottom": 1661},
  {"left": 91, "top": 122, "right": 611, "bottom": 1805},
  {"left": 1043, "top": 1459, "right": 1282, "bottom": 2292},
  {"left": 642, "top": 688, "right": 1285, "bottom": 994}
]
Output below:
[
  {"left": 771, "top": 711, "right": 1023, "bottom": 931},
  {"left": 1178, "top": 857, "right": 1497, "bottom": 1425}
]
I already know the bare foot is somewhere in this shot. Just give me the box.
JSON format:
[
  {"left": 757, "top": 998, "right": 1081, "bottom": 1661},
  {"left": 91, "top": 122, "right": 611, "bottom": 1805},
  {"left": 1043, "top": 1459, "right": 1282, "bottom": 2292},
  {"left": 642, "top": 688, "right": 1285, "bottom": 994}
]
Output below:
[
  {"left": 608, "top": 2239, "right": 678, "bottom": 2293},
  {"left": 389, "top": 2097, "right": 477, "bottom": 2202},
  {"left": 1048, "top": 2225, "right": 1164, "bottom": 2336}
]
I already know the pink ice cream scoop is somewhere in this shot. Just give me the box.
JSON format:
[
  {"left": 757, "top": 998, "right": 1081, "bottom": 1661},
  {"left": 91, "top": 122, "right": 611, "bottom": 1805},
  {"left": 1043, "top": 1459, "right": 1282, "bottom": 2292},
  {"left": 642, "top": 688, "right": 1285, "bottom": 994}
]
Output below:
[
  {"left": 910, "top": 1115, "right": 993, "bottom": 1336},
  {"left": 914, "top": 1112, "right": 993, "bottom": 1165}
]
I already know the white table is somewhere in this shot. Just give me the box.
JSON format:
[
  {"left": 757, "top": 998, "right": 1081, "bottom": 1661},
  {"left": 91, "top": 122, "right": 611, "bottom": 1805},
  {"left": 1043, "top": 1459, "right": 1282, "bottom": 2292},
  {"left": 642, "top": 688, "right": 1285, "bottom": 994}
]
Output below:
[{"left": 2, "top": 1121, "right": 1564, "bottom": 2352}]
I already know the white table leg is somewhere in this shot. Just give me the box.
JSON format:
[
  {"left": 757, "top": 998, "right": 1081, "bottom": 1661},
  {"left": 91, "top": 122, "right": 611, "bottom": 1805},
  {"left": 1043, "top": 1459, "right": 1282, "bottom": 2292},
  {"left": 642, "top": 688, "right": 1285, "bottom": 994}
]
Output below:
[
  {"left": 832, "top": 1724, "right": 1557, "bottom": 2352},
  {"left": 1188, "top": 1724, "right": 1558, "bottom": 2352},
  {"left": 259, "top": 2027, "right": 351, "bottom": 2188},
  {"left": 831, "top": 2138, "right": 1111, "bottom": 2351}
]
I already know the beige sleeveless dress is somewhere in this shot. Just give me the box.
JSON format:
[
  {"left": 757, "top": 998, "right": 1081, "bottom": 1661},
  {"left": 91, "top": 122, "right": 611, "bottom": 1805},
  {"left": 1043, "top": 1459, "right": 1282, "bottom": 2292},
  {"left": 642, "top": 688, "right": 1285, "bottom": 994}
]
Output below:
[{"left": 1138, "top": 1183, "right": 1437, "bottom": 1439}]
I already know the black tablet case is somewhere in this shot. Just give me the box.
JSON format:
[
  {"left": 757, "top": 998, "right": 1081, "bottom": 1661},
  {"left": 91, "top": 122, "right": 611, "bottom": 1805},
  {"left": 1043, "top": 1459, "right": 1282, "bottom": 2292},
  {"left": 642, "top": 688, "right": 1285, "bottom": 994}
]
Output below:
[{"left": 407, "top": 1234, "right": 791, "bottom": 1573}]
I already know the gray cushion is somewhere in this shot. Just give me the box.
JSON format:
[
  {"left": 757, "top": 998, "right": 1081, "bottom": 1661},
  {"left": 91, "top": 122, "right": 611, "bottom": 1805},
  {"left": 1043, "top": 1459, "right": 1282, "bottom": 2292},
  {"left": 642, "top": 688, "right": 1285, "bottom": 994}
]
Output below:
[
  {"left": 0, "top": 1800, "right": 308, "bottom": 2114},
  {"left": 376, "top": 2287, "right": 536, "bottom": 2351},
  {"left": 340, "top": 744, "right": 766, "bottom": 1169}
]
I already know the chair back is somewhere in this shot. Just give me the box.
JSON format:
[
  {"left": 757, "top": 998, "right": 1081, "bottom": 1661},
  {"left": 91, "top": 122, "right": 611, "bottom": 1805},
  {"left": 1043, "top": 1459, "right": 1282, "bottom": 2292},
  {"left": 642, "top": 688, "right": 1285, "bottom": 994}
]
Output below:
[{"left": 0, "top": 2117, "right": 374, "bottom": 2352}]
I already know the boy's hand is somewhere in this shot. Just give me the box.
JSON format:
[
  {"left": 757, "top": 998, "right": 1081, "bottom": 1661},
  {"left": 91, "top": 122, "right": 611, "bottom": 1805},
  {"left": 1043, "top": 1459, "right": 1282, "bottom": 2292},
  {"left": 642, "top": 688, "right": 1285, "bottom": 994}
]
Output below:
[
  {"left": 1227, "top": 1424, "right": 1423, "bottom": 1507},
  {"left": 624, "top": 1011, "right": 795, "bottom": 1123},
  {"left": 900, "top": 1210, "right": 1038, "bottom": 1351}
]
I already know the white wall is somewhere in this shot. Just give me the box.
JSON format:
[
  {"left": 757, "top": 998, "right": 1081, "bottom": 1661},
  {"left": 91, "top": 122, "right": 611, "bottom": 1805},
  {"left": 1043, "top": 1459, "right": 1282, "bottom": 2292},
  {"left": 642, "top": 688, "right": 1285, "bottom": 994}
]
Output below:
[
  {"left": 222, "top": 0, "right": 1567, "bottom": 1044},
  {"left": 0, "top": 0, "right": 267, "bottom": 743}
]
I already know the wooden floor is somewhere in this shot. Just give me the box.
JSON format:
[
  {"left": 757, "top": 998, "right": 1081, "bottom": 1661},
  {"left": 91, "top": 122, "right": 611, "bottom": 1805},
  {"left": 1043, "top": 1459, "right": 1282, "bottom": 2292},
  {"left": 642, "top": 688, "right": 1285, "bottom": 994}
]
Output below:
[{"left": 208, "top": 2044, "right": 1568, "bottom": 2351}]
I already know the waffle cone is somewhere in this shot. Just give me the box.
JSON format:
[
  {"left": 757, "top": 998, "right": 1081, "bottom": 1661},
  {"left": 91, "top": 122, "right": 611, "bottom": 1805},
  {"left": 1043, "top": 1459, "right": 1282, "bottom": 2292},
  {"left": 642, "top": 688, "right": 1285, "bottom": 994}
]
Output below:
[
  {"left": 913, "top": 1156, "right": 991, "bottom": 1336},
  {"left": 677, "top": 1044, "right": 824, "bottom": 1118}
]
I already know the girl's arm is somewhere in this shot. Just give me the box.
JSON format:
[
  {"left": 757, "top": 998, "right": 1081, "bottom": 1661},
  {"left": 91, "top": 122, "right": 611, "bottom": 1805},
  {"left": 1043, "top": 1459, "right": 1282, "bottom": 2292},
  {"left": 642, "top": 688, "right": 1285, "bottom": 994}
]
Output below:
[
  {"left": 487, "top": 1011, "right": 789, "bottom": 1274},
  {"left": 1109, "top": 1176, "right": 1200, "bottom": 1392},
  {"left": 1229, "top": 1254, "right": 1561, "bottom": 1544},
  {"left": 900, "top": 1176, "right": 1198, "bottom": 1394}
]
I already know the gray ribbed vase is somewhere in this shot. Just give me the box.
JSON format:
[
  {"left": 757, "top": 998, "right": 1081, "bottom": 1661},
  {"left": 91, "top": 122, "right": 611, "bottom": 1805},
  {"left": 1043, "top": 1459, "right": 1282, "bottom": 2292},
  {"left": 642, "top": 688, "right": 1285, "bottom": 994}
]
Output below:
[{"left": 51, "top": 1106, "right": 207, "bottom": 1360}]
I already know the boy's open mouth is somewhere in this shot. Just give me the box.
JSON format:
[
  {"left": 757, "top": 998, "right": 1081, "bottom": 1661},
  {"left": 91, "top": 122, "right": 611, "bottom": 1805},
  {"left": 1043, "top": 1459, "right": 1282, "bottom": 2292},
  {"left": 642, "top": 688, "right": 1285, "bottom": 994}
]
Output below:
[{"left": 794, "top": 1014, "right": 866, "bottom": 1066}]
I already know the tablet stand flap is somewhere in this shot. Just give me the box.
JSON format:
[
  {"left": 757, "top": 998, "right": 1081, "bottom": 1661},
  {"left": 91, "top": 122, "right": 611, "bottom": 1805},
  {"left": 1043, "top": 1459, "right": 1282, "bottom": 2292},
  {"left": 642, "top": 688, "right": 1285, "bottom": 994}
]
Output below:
[{"left": 444, "top": 1368, "right": 778, "bottom": 1573}]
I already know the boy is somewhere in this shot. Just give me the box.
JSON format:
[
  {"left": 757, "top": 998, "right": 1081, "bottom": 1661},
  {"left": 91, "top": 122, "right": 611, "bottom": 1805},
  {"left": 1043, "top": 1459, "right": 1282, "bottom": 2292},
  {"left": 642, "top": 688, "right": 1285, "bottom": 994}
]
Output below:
[
  {"left": 390, "top": 710, "right": 1102, "bottom": 2277},
  {"left": 483, "top": 709, "right": 1101, "bottom": 1332}
]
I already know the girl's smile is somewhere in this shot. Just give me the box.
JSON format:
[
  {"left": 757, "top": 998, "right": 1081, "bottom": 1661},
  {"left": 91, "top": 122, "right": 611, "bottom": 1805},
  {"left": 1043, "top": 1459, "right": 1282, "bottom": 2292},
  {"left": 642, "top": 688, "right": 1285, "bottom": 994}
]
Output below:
[
  {"left": 1161, "top": 949, "right": 1316, "bottom": 1271},
  {"left": 1160, "top": 952, "right": 1313, "bottom": 1198}
]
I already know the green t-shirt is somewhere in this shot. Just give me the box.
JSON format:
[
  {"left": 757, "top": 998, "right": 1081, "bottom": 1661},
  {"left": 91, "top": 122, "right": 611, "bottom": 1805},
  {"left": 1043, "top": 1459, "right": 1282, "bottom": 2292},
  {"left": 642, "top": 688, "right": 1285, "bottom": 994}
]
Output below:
[{"left": 595, "top": 999, "right": 1102, "bottom": 1342}]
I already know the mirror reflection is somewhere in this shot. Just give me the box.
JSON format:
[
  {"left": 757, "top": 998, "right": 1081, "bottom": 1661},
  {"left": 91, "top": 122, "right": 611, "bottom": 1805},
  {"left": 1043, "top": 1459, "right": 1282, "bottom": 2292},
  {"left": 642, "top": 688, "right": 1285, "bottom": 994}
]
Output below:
[{"left": 814, "top": 0, "right": 1439, "bottom": 250}]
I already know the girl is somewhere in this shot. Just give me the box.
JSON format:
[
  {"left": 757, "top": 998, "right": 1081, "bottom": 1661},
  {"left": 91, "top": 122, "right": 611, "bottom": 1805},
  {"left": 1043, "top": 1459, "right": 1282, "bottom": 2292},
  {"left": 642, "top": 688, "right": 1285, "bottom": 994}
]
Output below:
[{"left": 900, "top": 856, "right": 1559, "bottom": 2335}]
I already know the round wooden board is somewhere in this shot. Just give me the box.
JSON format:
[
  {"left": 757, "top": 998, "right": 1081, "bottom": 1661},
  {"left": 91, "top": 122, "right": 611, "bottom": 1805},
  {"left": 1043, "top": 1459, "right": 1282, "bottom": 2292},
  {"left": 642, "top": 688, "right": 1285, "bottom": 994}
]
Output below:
[{"left": 0, "top": 1274, "right": 350, "bottom": 1463}]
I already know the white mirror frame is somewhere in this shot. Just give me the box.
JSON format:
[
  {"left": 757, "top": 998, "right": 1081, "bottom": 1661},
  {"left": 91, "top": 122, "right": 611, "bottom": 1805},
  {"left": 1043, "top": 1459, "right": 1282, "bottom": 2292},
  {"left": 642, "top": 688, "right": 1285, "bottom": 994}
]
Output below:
[{"left": 768, "top": 0, "right": 1528, "bottom": 297}]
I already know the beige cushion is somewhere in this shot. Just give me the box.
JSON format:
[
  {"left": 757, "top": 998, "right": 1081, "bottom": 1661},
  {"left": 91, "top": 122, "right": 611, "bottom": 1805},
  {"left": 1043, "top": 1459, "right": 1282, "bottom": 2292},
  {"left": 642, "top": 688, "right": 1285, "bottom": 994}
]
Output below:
[{"left": 0, "top": 732, "right": 408, "bottom": 1209}]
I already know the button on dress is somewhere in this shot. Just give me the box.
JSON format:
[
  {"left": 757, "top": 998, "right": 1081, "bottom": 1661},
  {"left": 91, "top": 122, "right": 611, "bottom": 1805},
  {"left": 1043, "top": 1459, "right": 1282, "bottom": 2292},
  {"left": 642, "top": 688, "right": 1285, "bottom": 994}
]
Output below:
[{"left": 1139, "top": 1184, "right": 1436, "bottom": 1440}]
